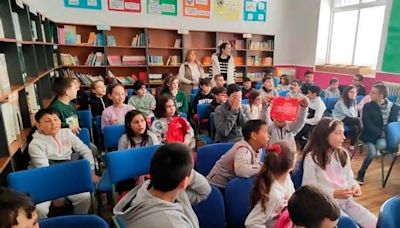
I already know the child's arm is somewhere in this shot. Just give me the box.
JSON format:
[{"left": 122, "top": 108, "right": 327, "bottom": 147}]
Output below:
[
  {"left": 28, "top": 141, "right": 49, "bottom": 168},
  {"left": 184, "top": 119, "right": 196, "bottom": 149},
  {"left": 150, "top": 120, "right": 164, "bottom": 143},
  {"left": 69, "top": 131, "right": 95, "bottom": 170},
  {"left": 264, "top": 105, "right": 273, "bottom": 126},
  {"left": 302, "top": 154, "right": 334, "bottom": 197},
  {"left": 180, "top": 93, "right": 189, "bottom": 113},
  {"left": 233, "top": 147, "right": 262, "bottom": 178},
  {"left": 118, "top": 134, "right": 130, "bottom": 150},
  {"left": 245, "top": 196, "right": 280, "bottom": 228},
  {"left": 214, "top": 107, "right": 239, "bottom": 137},
  {"left": 185, "top": 170, "right": 212, "bottom": 205},
  {"left": 306, "top": 100, "right": 326, "bottom": 126},
  {"left": 288, "top": 106, "right": 308, "bottom": 135}
]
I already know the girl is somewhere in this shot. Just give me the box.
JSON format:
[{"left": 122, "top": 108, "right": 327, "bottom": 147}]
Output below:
[
  {"left": 211, "top": 42, "right": 236, "bottom": 85},
  {"left": 259, "top": 75, "right": 278, "bottom": 99},
  {"left": 245, "top": 141, "right": 295, "bottom": 228},
  {"left": 302, "top": 118, "right": 377, "bottom": 228},
  {"left": 276, "top": 74, "right": 291, "bottom": 92},
  {"left": 127, "top": 80, "right": 156, "bottom": 119},
  {"left": 118, "top": 110, "right": 160, "bottom": 150},
  {"left": 332, "top": 86, "right": 362, "bottom": 155},
  {"left": 286, "top": 79, "right": 305, "bottom": 99},
  {"left": 101, "top": 84, "right": 134, "bottom": 129},
  {"left": 178, "top": 49, "right": 205, "bottom": 98},
  {"left": 246, "top": 91, "right": 266, "bottom": 120},
  {"left": 150, "top": 95, "right": 195, "bottom": 149},
  {"left": 323, "top": 78, "right": 341, "bottom": 98},
  {"left": 161, "top": 76, "right": 189, "bottom": 113}
]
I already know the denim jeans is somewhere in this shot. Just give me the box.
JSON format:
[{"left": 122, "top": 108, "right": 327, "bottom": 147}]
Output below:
[{"left": 358, "top": 138, "right": 387, "bottom": 178}]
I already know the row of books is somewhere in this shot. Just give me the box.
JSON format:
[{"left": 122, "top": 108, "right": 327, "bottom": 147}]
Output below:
[
  {"left": 149, "top": 73, "right": 163, "bottom": 85},
  {"left": 107, "top": 35, "right": 116, "bottom": 46},
  {"left": 60, "top": 53, "right": 80, "bottom": 66},
  {"left": 218, "top": 39, "right": 245, "bottom": 50},
  {"left": 0, "top": 54, "right": 11, "bottom": 95},
  {"left": 85, "top": 52, "right": 105, "bottom": 66},
  {"left": 26, "top": 84, "right": 41, "bottom": 114},
  {"left": 247, "top": 56, "right": 273, "bottom": 66},
  {"left": 249, "top": 40, "right": 274, "bottom": 51},
  {"left": 63, "top": 69, "right": 103, "bottom": 86},
  {"left": 247, "top": 72, "right": 267, "bottom": 82},
  {"left": 108, "top": 70, "right": 136, "bottom": 85},
  {"left": 0, "top": 93, "right": 24, "bottom": 146},
  {"left": 107, "top": 55, "right": 146, "bottom": 66},
  {"left": 131, "top": 33, "right": 146, "bottom": 47},
  {"left": 58, "top": 25, "right": 104, "bottom": 45}
]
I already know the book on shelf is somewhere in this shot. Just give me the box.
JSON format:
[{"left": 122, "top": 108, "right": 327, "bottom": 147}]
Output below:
[
  {"left": 234, "top": 57, "right": 244, "bottom": 65},
  {"left": 122, "top": 56, "right": 146, "bottom": 65},
  {"left": 165, "top": 55, "right": 181, "bottom": 66},
  {"left": 0, "top": 18, "right": 4, "bottom": 39},
  {"left": 107, "top": 35, "right": 116, "bottom": 46},
  {"left": 31, "top": 20, "right": 38, "bottom": 41},
  {"left": 107, "top": 70, "right": 136, "bottom": 85},
  {"left": 149, "top": 73, "right": 163, "bottom": 85},
  {"left": 63, "top": 69, "right": 103, "bottom": 86},
  {"left": 0, "top": 102, "right": 17, "bottom": 145},
  {"left": 261, "top": 57, "right": 273, "bottom": 66},
  {"left": 218, "top": 39, "right": 245, "bottom": 50},
  {"left": 25, "top": 84, "right": 41, "bottom": 114},
  {"left": 0, "top": 54, "right": 11, "bottom": 95},
  {"left": 61, "top": 53, "right": 80, "bottom": 65},
  {"left": 148, "top": 56, "right": 164, "bottom": 66},
  {"left": 11, "top": 12, "right": 22, "bottom": 41},
  {"left": 86, "top": 32, "right": 96, "bottom": 45},
  {"left": 16, "top": 47, "right": 27, "bottom": 83},
  {"left": 107, "top": 55, "right": 122, "bottom": 66},
  {"left": 84, "top": 52, "right": 104, "bottom": 66},
  {"left": 40, "top": 23, "right": 46, "bottom": 42},
  {"left": 57, "top": 27, "right": 65, "bottom": 44},
  {"left": 131, "top": 33, "right": 146, "bottom": 47},
  {"left": 52, "top": 53, "right": 59, "bottom": 67},
  {"left": 8, "top": 92, "right": 23, "bottom": 136},
  {"left": 97, "top": 33, "right": 104, "bottom": 46},
  {"left": 173, "top": 38, "right": 181, "bottom": 48},
  {"left": 64, "top": 25, "right": 77, "bottom": 45},
  {"left": 76, "top": 34, "right": 81, "bottom": 44},
  {"left": 249, "top": 40, "right": 274, "bottom": 51}
]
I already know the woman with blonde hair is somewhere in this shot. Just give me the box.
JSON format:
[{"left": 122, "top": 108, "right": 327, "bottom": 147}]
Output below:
[{"left": 178, "top": 49, "right": 205, "bottom": 98}]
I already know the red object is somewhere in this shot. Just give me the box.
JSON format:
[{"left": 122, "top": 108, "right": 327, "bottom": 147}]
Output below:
[
  {"left": 139, "top": 72, "right": 148, "bottom": 82},
  {"left": 274, "top": 209, "right": 292, "bottom": 228},
  {"left": 166, "top": 117, "right": 190, "bottom": 143},
  {"left": 270, "top": 97, "right": 300, "bottom": 122},
  {"left": 267, "top": 144, "right": 282, "bottom": 154}
]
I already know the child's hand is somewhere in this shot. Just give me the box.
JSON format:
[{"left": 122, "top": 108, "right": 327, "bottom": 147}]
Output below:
[
  {"left": 92, "top": 172, "right": 100, "bottom": 184},
  {"left": 333, "top": 188, "right": 353, "bottom": 199},
  {"left": 171, "top": 89, "right": 178, "bottom": 97},
  {"left": 352, "top": 186, "right": 362, "bottom": 197},
  {"left": 69, "top": 125, "right": 81, "bottom": 134},
  {"left": 231, "top": 98, "right": 241, "bottom": 111},
  {"left": 112, "top": 119, "right": 121, "bottom": 124},
  {"left": 300, "top": 97, "right": 309, "bottom": 108}
]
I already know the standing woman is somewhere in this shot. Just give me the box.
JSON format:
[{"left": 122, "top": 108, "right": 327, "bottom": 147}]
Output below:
[
  {"left": 211, "top": 42, "right": 236, "bottom": 85},
  {"left": 178, "top": 49, "right": 205, "bottom": 98}
]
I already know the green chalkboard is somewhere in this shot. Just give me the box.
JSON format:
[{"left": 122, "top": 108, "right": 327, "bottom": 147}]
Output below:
[{"left": 382, "top": 0, "right": 400, "bottom": 73}]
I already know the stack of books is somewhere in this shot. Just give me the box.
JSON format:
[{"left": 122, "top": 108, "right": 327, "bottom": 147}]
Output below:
[
  {"left": 148, "top": 56, "right": 164, "bottom": 66},
  {"left": 165, "top": 56, "right": 181, "bottom": 66},
  {"left": 63, "top": 69, "right": 103, "bottom": 86},
  {"left": 149, "top": 73, "right": 162, "bottom": 85},
  {"left": 247, "top": 72, "right": 266, "bottom": 82},
  {"left": 0, "top": 93, "right": 23, "bottom": 145},
  {"left": 25, "top": 84, "right": 41, "bottom": 113},
  {"left": 107, "top": 55, "right": 122, "bottom": 66},
  {"left": 131, "top": 33, "right": 146, "bottom": 46},
  {"left": 122, "top": 56, "right": 146, "bottom": 65},
  {"left": 108, "top": 70, "right": 136, "bottom": 85},
  {"left": 249, "top": 40, "right": 274, "bottom": 51},
  {"left": 85, "top": 52, "right": 104, "bottom": 66},
  {"left": 107, "top": 35, "right": 116, "bottom": 46},
  {"left": 60, "top": 53, "right": 80, "bottom": 66}
]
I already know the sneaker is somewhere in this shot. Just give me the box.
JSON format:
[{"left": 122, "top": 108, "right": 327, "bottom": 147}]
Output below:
[{"left": 355, "top": 176, "right": 364, "bottom": 185}]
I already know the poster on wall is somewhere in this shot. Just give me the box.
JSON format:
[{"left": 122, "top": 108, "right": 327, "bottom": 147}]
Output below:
[
  {"left": 108, "top": 0, "right": 141, "bottom": 13},
  {"left": 243, "top": 0, "right": 267, "bottom": 22},
  {"left": 183, "top": 0, "right": 210, "bottom": 19},
  {"left": 64, "top": 0, "right": 102, "bottom": 10},
  {"left": 213, "top": 0, "right": 240, "bottom": 21},
  {"left": 147, "top": 0, "right": 177, "bottom": 16}
]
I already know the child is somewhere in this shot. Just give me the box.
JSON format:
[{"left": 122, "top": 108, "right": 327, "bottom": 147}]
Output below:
[
  {"left": 245, "top": 141, "right": 295, "bottom": 227},
  {"left": 127, "top": 80, "right": 156, "bottom": 119},
  {"left": 302, "top": 117, "right": 377, "bottom": 227},
  {"left": 193, "top": 78, "right": 214, "bottom": 113},
  {"left": 0, "top": 187, "right": 39, "bottom": 228},
  {"left": 332, "top": 86, "right": 362, "bottom": 155},
  {"left": 352, "top": 74, "right": 366, "bottom": 96},
  {"left": 259, "top": 75, "right": 278, "bottom": 99},
  {"left": 208, "top": 86, "right": 227, "bottom": 114},
  {"left": 207, "top": 120, "right": 270, "bottom": 189},
  {"left": 300, "top": 71, "right": 315, "bottom": 95},
  {"left": 288, "top": 185, "right": 340, "bottom": 228},
  {"left": 151, "top": 95, "right": 195, "bottom": 149},
  {"left": 90, "top": 80, "right": 111, "bottom": 117},
  {"left": 162, "top": 76, "right": 189, "bottom": 113},
  {"left": 276, "top": 74, "right": 291, "bottom": 91},
  {"left": 323, "top": 78, "right": 340, "bottom": 98},
  {"left": 287, "top": 79, "right": 306, "bottom": 99},
  {"left": 101, "top": 84, "right": 134, "bottom": 129},
  {"left": 28, "top": 108, "right": 98, "bottom": 219},
  {"left": 50, "top": 77, "right": 80, "bottom": 134},
  {"left": 113, "top": 143, "right": 211, "bottom": 228},
  {"left": 211, "top": 74, "right": 225, "bottom": 95},
  {"left": 118, "top": 110, "right": 160, "bottom": 150},
  {"left": 242, "top": 77, "right": 254, "bottom": 99},
  {"left": 246, "top": 91, "right": 266, "bottom": 120}
]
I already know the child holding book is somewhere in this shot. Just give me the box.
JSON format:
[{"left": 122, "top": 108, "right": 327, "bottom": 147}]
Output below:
[
  {"left": 302, "top": 117, "right": 377, "bottom": 228},
  {"left": 127, "top": 80, "right": 156, "bottom": 119},
  {"left": 245, "top": 141, "right": 296, "bottom": 228},
  {"left": 101, "top": 84, "right": 134, "bottom": 129},
  {"left": 90, "top": 80, "right": 110, "bottom": 117}
]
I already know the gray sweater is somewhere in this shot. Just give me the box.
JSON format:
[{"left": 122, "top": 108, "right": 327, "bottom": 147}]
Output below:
[{"left": 214, "top": 102, "right": 250, "bottom": 142}]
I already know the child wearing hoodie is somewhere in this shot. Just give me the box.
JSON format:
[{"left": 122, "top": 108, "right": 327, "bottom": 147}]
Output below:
[
  {"left": 28, "top": 108, "right": 98, "bottom": 219},
  {"left": 207, "top": 120, "right": 270, "bottom": 189},
  {"left": 193, "top": 78, "right": 214, "bottom": 113},
  {"left": 113, "top": 143, "right": 211, "bottom": 228},
  {"left": 323, "top": 78, "right": 341, "bottom": 98}
]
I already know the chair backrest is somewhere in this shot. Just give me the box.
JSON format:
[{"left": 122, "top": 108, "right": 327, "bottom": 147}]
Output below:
[
  {"left": 209, "top": 112, "right": 216, "bottom": 138},
  {"left": 193, "top": 186, "right": 225, "bottom": 228},
  {"left": 337, "top": 215, "right": 358, "bottom": 228},
  {"left": 195, "top": 142, "right": 234, "bottom": 176},
  {"left": 255, "top": 81, "right": 262, "bottom": 90},
  {"left": 385, "top": 122, "right": 400, "bottom": 152},
  {"left": 179, "top": 112, "right": 188, "bottom": 119},
  {"left": 77, "top": 128, "right": 91, "bottom": 147},
  {"left": 241, "top": 99, "right": 249, "bottom": 105},
  {"left": 356, "top": 95, "right": 364, "bottom": 104},
  {"left": 388, "top": 95, "right": 397, "bottom": 103},
  {"left": 127, "top": 89, "right": 134, "bottom": 98},
  {"left": 377, "top": 196, "right": 400, "bottom": 228},
  {"left": 190, "top": 94, "right": 197, "bottom": 104},
  {"left": 225, "top": 177, "right": 254, "bottom": 228},
  {"left": 39, "top": 215, "right": 108, "bottom": 228},
  {"left": 325, "top": 97, "right": 340, "bottom": 111},
  {"left": 103, "top": 124, "right": 126, "bottom": 150},
  {"left": 192, "top": 88, "right": 199, "bottom": 95},
  {"left": 279, "top": 90, "right": 289, "bottom": 97},
  {"left": 197, "top": 103, "right": 211, "bottom": 120},
  {"left": 106, "top": 145, "right": 160, "bottom": 183},
  {"left": 290, "top": 160, "right": 303, "bottom": 190},
  {"left": 77, "top": 110, "right": 92, "bottom": 129},
  {"left": 8, "top": 160, "right": 93, "bottom": 204},
  {"left": 95, "top": 115, "right": 102, "bottom": 133}
]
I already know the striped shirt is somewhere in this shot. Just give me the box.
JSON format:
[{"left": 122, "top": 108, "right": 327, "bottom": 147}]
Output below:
[{"left": 209, "top": 54, "right": 236, "bottom": 81}]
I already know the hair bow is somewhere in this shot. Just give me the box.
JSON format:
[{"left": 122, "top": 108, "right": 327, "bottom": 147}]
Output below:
[{"left": 267, "top": 144, "right": 282, "bottom": 154}]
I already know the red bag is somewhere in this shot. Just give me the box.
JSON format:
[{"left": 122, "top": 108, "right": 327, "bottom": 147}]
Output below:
[
  {"left": 270, "top": 97, "right": 300, "bottom": 122},
  {"left": 166, "top": 116, "right": 190, "bottom": 143},
  {"left": 274, "top": 209, "right": 293, "bottom": 228}
]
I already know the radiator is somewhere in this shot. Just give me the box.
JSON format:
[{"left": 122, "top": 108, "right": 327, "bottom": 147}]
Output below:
[{"left": 383, "top": 81, "right": 400, "bottom": 102}]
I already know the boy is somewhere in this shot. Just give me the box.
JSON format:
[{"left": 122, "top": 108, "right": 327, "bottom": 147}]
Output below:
[
  {"left": 242, "top": 77, "right": 254, "bottom": 99},
  {"left": 113, "top": 143, "right": 211, "bottom": 228},
  {"left": 323, "top": 78, "right": 340, "bottom": 98},
  {"left": 50, "top": 77, "right": 80, "bottom": 134},
  {"left": 209, "top": 87, "right": 227, "bottom": 114},
  {"left": 207, "top": 120, "right": 270, "bottom": 189},
  {"left": 128, "top": 80, "right": 156, "bottom": 118},
  {"left": 288, "top": 185, "right": 340, "bottom": 228},
  {"left": 352, "top": 74, "right": 366, "bottom": 96},
  {"left": 259, "top": 75, "right": 278, "bottom": 98},
  {"left": 214, "top": 84, "right": 250, "bottom": 142},
  {"left": 211, "top": 74, "right": 225, "bottom": 95},
  {"left": 28, "top": 108, "right": 98, "bottom": 219},
  {"left": 90, "top": 79, "right": 110, "bottom": 117},
  {"left": 193, "top": 78, "right": 214, "bottom": 113},
  {"left": 300, "top": 71, "right": 315, "bottom": 95},
  {"left": 0, "top": 187, "right": 39, "bottom": 228},
  {"left": 357, "top": 84, "right": 399, "bottom": 184},
  {"left": 287, "top": 79, "right": 306, "bottom": 99}
]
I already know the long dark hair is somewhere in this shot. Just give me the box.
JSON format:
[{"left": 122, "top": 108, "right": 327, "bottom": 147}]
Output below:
[
  {"left": 341, "top": 85, "right": 356, "bottom": 108},
  {"left": 154, "top": 95, "right": 177, "bottom": 118},
  {"left": 160, "top": 75, "right": 178, "bottom": 95},
  {"left": 124, "top": 110, "right": 150, "bottom": 147},
  {"left": 250, "top": 141, "right": 295, "bottom": 212},
  {"left": 302, "top": 117, "right": 348, "bottom": 170}
]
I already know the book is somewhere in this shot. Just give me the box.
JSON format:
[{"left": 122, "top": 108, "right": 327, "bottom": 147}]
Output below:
[
  {"left": 0, "top": 102, "right": 16, "bottom": 145},
  {"left": 107, "top": 55, "right": 122, "bottom": 66},
  {"left": 107, "top": 35, "right": 116, "bottom": 46},
  {"left": 61, "top": 53, "right": 80, "bottom": 65},
  {"left": 57, "top": 27, "right": 65, "bottom": 45},
  {"left": 63, "top": 69, "right": 103, "bottom": 86},
  {"left": 11, "top": 12, "right": 22, "bottom": 41},
  {"left": 86, "top": 32, "right": 96, "bottom": 45},
  {"left": 0, "top": 18, "right": 4, "bottom": 38},
  {"left": 64, "top": 25, "right": 77, "bottom": 44},
  {"left": 25, "top": 84, "right": 41, "bottom": 113},
  {"left": 173, "top": 38, "right": 181, "bottom": 48},
  {"left": 122, "top": 56, "right": 146, "bottom": 65},
  {"left": 31, "top": 20, "right": 38, "bottom": 41},
  {"left": 76, "top": 34, "right": 81, "bottom": 44},
  {"left": 131, "top": 33, "right": 146, "bottom": 46},
  {"left": 148, "top": 56, "right": 164, "bottom": 65},
  {"left": 0, "top": 54, "right": 11, "bottom": 95},
  {"left": 96, "top": 33, "right": 104, "bottom": 46},
  {"left": 41, "top": 23, "right": 46, "bottom": 42}
]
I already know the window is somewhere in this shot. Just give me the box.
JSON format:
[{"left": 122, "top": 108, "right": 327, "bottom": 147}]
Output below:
[{"left": 327, "top": 0, "right": 386, "bottom": 69}]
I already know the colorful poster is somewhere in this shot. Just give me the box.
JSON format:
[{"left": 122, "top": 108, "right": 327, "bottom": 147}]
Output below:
[
  {"left": 183, "top": 0, "right": 210, "bottom": 19},
  {"left": 213, "top": 0, "right": 240, "bottom": 21},
  {"left": 147, "top": 0, "right": 177, "bottom": 16},
  {"left": 64, "top": 0, "right": 102, "bottom": 10},
  {"left": 244, "top": 0, "right": 267, "bottom": 22},
  {"left": 108, "top": 0, "right": 141, "bottom": 13}
]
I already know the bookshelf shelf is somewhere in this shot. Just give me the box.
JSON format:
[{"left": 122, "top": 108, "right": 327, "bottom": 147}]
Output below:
[
  {"left": 0, "top": 157, "right": 11, "bottom": 173},
  {"left": 108, "top": 65, "right": 147, "bottom": 68},
  {"left": 106, "top": 46, "right": 146, "bottom": 49},
  {"left": 247, "top": 65, "right": 273, "bottom": 67},
  {"left": 0, "top": 38, "right": 18, "bottom": 43},
  {"left": 148, "top": 65, "right": 180, "bottom": 68},
  {"left": 186, "top": 47, "right": 216, "bottom": 50},
  {"left": 248, "top": 49, "right": 274, "bottom": 52},
  {"left": 147, "top": 46, "right": 183, "bottom": 50},
  {"left": 59, "top": 44, "right": 104, "bottom": 48},
  {"left": 62, "top": 65, "right": 106, "bottom": 68}
]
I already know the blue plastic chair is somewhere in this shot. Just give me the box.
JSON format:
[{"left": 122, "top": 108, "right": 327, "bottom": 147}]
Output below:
[
  {"left": 192, "top": 88, "right": 199, "bottom": 95},
  {"left": 381, "top": 122, "right": 400, "bottom": 187},
  {"left": 377, "top": 196, "right": 400, "bottom": 228},
  {"left": 179, "top": 112, "right": 188, "bottom": 119},
  {"left": 78, "top": 110, "right": 92, "bottom": 130},
  {"left": 39, "top": 215, "right": 108, "bottom": 228},
  {"left": 191, "top": 94, "right": 197, "bottom": 104},
  {"left": 241, "top": 99, "right": 249, "bottom": 105},
  {"left": 127, "top": 89, "right": 134, "bottom": 98},
  {"left": 103, "top": 124, "right": 126, "bottom": 151},
  {"left": 195, "top": 143, "right": 234, "bottom": 176},
  {"left": 193, "top": 186, "right": 225, "bottom": 228},
  {"left": 290, "top": 160, "right": 304, "bottom": 190},
  {"left": 324, "top": 97, "right": 340, "bottom": 116},
  {"left": 356, "top": 95, "right": 364, "bottom": 104},
  {"left": 225, "top": 177, "right": 254, "bottom": 228},
  {"left": 196, "top": 103, "right": 213, "bottom": 144},
  {"left": 77, "top": 128, "right": 91, "bottom": 147},
  {"left": 337, "top": 215, "right": 358, "bottom": 228},
  {"left": 209, "top": 112, "right": 216, "bottom": 139},
  {"left": 279, "top": 90, "right": 289, "bottom": 97},
  {"left": 8, "top": 160, "right": 94, "bottom": 205},
  {"left": 388, "top": 96, "right": 397, "bottom": 103}
]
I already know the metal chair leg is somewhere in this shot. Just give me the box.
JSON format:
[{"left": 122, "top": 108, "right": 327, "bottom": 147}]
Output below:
[
  {"left": 383, "top": 154, "right": 398, "bottom": 187},
  {"left": 381, "top": 153, "right": 385, "bottom": 188}
]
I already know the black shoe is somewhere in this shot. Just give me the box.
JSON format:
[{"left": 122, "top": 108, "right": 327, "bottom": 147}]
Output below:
[{"left": 356, "top": 176, "right": 364, "bottom": 185}]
